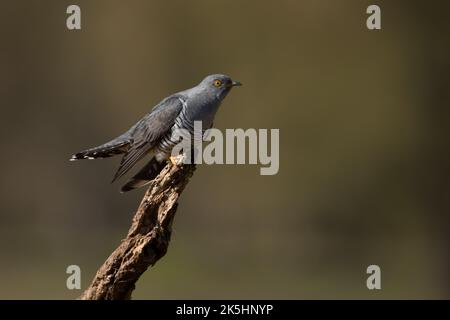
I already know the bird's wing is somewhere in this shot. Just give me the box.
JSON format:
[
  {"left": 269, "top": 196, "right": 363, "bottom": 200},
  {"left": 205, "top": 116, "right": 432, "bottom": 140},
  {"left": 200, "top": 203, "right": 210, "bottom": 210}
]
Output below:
[{"left": 111, "top": 96, "right": 184, "bottom": 182}]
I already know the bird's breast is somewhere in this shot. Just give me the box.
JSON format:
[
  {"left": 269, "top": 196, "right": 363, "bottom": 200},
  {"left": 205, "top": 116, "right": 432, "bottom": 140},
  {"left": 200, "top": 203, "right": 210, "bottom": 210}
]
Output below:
[
  {"left": 154, "top": 96, "right": 221, "bottom": 158},
  {"left": 185, "top": 97, "right": 221, "bottom": 129}
]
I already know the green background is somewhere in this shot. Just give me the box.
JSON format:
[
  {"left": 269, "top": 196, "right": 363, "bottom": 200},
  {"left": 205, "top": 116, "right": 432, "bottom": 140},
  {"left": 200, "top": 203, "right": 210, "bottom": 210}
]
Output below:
[{"left": 1, "top": 0, "right": 449, "bottom": 299}]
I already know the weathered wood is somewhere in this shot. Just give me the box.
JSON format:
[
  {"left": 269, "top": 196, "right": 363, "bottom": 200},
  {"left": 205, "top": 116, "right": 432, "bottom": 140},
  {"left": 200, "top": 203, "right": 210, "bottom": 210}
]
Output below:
[{"left": 79, "top": 161, "right": 196, "bottom": 300}]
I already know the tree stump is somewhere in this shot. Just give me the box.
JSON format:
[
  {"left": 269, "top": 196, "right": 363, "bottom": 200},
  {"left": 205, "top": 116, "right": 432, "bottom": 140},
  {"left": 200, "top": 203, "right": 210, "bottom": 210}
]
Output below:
[{"left": 79, "top": 161, "right": 196, "bottom": 300}]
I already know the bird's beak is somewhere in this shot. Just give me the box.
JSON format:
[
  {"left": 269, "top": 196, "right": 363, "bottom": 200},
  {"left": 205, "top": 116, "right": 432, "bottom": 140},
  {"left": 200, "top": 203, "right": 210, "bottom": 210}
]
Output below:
[{"left": 231, "top": 80, "right": 242, "bottom": 87}]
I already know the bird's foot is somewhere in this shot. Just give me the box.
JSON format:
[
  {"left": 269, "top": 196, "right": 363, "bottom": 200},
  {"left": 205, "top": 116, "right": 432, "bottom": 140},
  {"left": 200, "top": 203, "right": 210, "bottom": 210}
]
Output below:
[
  {"left": 169, "top": 156, "right": 177, "bottom": 166},
  {"left": 169, "top": 154, "right": 186, "bottom": 166}
]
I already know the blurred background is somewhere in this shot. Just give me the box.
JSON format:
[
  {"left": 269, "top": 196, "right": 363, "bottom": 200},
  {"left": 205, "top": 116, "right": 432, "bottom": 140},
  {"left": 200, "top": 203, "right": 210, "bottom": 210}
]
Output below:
[{"left": 0, "top": 0, "right": 449, "bottom": 299}]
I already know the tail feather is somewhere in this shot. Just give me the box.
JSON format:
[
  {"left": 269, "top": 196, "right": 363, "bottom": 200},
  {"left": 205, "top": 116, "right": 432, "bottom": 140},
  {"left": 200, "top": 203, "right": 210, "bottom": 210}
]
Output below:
[
  {"left": 120, "top": 157, "right": 165, "bottom": 192},
  {"left": 70, "top": 139, "right": 131, "bottom": 161}
]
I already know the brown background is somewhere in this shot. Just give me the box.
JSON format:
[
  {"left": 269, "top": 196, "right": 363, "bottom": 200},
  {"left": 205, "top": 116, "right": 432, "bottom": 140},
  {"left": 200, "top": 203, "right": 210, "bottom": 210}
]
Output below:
[{"left": 0, "top": 0, "right": 449, "bottom": 299}]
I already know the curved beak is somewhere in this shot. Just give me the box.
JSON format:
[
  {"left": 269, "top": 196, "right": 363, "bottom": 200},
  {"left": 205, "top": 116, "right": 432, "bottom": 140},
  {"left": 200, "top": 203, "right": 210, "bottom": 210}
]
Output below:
[{"left": 231, "top": 80, "right": 242, "bottom": 87}]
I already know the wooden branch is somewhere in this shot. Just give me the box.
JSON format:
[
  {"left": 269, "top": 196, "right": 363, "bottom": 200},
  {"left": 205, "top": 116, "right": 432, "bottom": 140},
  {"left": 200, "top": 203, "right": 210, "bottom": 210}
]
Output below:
[{"left": 79, "top": 161, "right": 196, "bottom": 300}]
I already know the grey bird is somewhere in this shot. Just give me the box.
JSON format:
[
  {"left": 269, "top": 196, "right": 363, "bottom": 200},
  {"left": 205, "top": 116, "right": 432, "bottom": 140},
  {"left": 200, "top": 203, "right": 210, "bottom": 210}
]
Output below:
[{"left": 70, "top": 74, "right": 241, "bottom": 192}]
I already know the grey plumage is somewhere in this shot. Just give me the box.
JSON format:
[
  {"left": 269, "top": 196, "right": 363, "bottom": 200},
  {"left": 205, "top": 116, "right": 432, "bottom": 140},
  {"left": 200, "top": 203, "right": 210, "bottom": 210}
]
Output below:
[{"left": 70, "top": 74, "right": 241, "bottom": 192}]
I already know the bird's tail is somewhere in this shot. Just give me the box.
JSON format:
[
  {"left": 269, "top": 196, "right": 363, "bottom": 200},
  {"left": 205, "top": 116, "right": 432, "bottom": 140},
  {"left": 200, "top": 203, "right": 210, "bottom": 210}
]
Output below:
[
  {"left": 120, "top": 157, "right": 165, "bottom": 192},
  {"left": 70, "top": 137, "right": 131, "bottom": 161}
]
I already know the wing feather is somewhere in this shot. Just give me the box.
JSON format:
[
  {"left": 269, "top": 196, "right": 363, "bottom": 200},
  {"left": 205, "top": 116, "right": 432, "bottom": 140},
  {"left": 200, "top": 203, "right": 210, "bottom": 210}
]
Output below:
[{"left": 111, "top": 96, "right": 183, "bottom": 182}]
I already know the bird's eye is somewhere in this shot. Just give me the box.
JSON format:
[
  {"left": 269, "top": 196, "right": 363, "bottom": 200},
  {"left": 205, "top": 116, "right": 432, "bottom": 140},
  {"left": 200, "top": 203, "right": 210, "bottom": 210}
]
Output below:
[{"left": 213, "top": 79, "right": 222, "bottom": 87}]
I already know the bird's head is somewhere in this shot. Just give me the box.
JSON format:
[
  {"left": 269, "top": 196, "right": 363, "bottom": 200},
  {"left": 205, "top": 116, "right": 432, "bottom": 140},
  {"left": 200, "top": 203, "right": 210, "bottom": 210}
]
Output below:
[{"left": 199, "top": 74, "right": 242, "bottom": 101}]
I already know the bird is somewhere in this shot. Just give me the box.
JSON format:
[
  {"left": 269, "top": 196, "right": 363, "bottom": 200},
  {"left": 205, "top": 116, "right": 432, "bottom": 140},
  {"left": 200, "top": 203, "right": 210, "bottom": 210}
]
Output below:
[{"left": 70, "top": 74, "right": 242, "bottom": 192}]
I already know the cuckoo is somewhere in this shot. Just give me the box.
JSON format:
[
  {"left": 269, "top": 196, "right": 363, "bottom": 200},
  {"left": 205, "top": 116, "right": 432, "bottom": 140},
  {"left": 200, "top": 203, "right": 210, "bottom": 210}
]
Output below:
[{"left": 70, "top": 74, "right": 241, "bottom": 192}]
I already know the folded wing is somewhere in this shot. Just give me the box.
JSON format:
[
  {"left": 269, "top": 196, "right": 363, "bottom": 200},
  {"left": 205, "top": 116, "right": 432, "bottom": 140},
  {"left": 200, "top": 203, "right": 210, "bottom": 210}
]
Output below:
[{"left": 111, "top": 96, "right": 183, "bottom": 182}]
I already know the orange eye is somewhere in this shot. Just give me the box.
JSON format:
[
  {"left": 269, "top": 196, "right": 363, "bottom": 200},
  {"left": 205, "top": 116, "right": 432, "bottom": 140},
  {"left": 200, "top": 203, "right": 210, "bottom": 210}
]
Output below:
[{"left": 213, "top": 79, "right": 222, "bottom": 87}]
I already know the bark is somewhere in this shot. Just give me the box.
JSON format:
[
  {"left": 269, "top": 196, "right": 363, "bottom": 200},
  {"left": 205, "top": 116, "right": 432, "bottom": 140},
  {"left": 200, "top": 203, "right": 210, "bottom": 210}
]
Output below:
[{"left": 79, "top": 161, "right": 196, "bottom": 300}]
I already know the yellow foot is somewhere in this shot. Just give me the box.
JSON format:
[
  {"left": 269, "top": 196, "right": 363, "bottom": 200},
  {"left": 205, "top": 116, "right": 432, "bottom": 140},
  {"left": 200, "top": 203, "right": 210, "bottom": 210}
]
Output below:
[
  {"left": 169, "top": 154, "right": 186, "bottom": 166},
  {"left": 169, "top": 156, "right": 178, "bottom": 166}
]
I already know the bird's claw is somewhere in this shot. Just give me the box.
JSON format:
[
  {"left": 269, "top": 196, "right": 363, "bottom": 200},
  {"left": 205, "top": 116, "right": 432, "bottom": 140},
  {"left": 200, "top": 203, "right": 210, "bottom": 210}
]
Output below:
[
  {"left": 169, "top": 154, "right": 186, "bottom": 166},
  {"left": 169, "top": 156, "right": 177, "bottom": 166}
]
